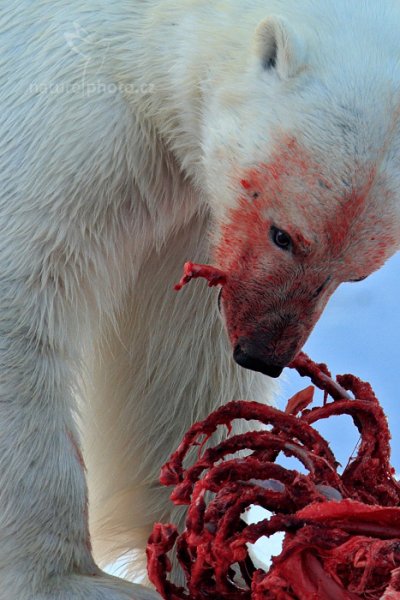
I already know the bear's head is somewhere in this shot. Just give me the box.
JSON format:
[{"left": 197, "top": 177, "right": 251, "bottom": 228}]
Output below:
[{"left": 200, "top": 13, "right": 400, "bottom": 377}]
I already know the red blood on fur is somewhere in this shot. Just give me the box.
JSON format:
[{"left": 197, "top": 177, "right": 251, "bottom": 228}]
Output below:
[
  {"left": 209, "top": 137, "right": 396, "bottom": 356},
  {"left": 147, "top": 353, "right": 400, "bottom": 599},
  {"left": 215, "top": 138, "right": 318, "bottom": 273},
  {"left": 175, "top": 137, "right": 397, "bottom": 366}
]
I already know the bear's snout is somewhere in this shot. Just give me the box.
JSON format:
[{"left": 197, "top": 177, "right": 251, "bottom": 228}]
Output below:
[
  {"left": 233, "top": 342, "right": 284, "bottom": 378},
  {"left": 221, "top": 275, "right": 332, "bottom": 378}
]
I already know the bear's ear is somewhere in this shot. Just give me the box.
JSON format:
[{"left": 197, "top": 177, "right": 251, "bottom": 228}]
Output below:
[{"left": 254, "top": 16, "right": 306, "bottom": 79}]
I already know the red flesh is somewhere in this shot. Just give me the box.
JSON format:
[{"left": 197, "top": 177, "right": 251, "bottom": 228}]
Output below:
[
  {"left": 174, "top": 262, "right": 227, "bottom": 291},
  {"left": 147, "top": 353, "right": 400, "bottom": 599}
]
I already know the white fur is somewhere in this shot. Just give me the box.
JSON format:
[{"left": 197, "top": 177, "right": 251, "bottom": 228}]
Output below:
[{"left": 1, "top": 1, "right": 400, "bottom": 598}]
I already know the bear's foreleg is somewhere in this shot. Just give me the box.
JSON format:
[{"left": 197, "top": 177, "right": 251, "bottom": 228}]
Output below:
[{"left": 0, "top": 262, "right": 160, "bottom": 599}]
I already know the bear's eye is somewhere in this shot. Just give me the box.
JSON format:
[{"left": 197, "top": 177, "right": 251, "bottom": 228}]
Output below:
[{"left": 270, "top": 226, "right": 292, "bottom": 251}]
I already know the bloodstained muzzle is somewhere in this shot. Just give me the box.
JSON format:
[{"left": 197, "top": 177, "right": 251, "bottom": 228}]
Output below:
[{"left": 175, "top": 262, "right": 307, "bottom": 378}]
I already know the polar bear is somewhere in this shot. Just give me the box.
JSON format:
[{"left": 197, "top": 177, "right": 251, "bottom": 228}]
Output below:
[{"left": 1, "top": 1, "right": 400, "bottom": 598}]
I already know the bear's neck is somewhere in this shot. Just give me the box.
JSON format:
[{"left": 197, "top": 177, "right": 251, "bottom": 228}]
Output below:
[{"left": 111, "top": 1, "right": 256, "bottom": 185}]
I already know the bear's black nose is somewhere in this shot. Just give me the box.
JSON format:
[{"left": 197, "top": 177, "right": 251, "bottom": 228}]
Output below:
[{"left": 233, "top": 344, "right": 283, "bottom": 378}]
